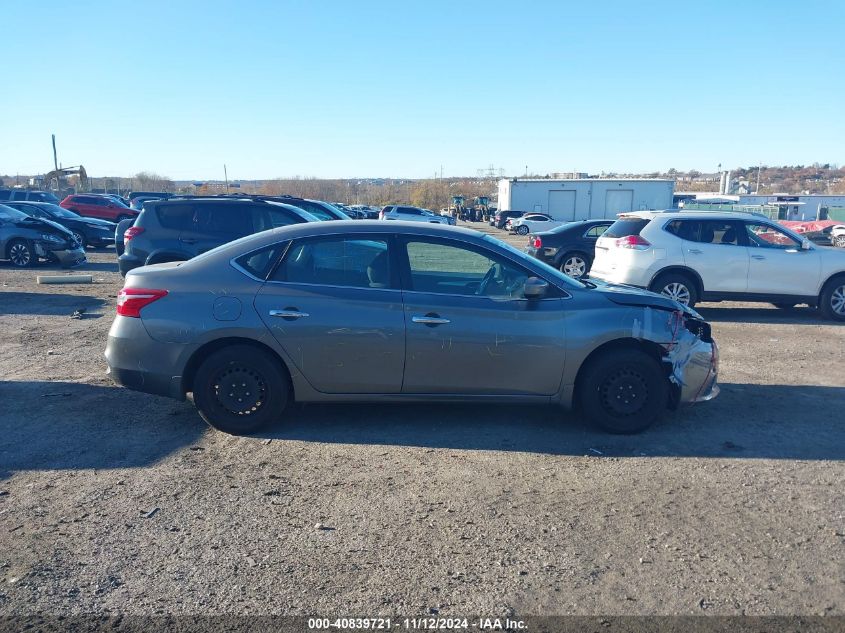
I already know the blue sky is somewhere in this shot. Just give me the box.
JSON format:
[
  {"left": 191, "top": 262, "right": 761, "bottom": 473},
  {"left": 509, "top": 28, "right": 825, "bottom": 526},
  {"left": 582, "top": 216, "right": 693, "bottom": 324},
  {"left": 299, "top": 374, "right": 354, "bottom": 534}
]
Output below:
[{"left": 2, "top": 0, "right": 843, "bottom": 180}]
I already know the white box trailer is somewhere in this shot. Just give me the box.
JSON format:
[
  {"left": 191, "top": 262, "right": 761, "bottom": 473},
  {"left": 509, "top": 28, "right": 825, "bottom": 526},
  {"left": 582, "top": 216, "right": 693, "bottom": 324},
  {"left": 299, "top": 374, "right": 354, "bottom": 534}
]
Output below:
[{"left": 497, "top": 178, "right": 675, "bottom": 221}]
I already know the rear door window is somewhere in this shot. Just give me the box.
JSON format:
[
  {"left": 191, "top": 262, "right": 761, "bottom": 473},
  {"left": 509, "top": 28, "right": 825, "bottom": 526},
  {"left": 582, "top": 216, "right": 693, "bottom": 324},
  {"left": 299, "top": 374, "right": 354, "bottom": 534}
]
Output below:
[
  {"left": 272, "top": 237, "right": 390, "bottom": 288},
  {"left": 584, "top": 224, "right": 610, "bottom": 238},
  {"left": 188, "top": 203, "right": 253, "bottom": 238},
  {"left": 603, "top": 218, "right": 650, "bottom": 238},
  {"left": 253, "top": 205, "right": 307, "bottom": 231}
]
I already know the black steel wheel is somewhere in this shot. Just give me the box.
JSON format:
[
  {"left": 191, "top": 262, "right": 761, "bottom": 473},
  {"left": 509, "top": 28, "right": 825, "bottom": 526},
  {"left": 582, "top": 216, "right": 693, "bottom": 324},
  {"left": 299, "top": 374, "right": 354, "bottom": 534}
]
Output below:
[
  {"left": 577, "top": 348, "right": 669, "bottom": 434},
  {"left": 192, "top": 344, "right": 290, "bottom": 434}
]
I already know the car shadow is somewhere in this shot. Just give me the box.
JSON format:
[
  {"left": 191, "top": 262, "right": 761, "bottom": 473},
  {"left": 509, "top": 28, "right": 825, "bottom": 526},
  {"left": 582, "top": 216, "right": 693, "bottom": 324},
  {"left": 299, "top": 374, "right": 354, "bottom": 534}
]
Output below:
[
  {"left": 0, "top": 381, "right": 204, "bottom": 480},
  {"left": 3, "top": 381, "right": 842, "bottom": 480},
  {"left": 696, "top": 304, "right": 833, "bottom": 325},
  {"left": 0, "top": 292, "right": 105, "bottom": 316},
  {"left": 258, "top": 382, "right": 845, "bottom": 461}
]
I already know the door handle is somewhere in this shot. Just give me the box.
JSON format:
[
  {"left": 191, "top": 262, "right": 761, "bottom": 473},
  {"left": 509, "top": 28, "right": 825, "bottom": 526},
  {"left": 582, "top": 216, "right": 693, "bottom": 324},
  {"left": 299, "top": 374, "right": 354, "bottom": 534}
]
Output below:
[
  {"left": 270, "top": 309, "right": 310, "bottom": 320},
  {"left": 688, "top": 249, "right": 703, "bottom": 254},
  {"left": 751, "top": 255, "right": 766, "bottom": 260},
  {"left": 412, "top": 314, "right": 450, "bottom": 325}
]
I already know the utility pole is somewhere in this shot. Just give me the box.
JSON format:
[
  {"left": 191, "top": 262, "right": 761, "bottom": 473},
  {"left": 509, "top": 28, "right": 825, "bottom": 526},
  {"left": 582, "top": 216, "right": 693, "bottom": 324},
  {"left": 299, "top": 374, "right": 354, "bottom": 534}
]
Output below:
[
  {"left": 51, "top": 134, "right": 60, "bottom": 192},
  {"left": 755, "top": 163, "right": 762, "bottom": 194},
  {"left": 224, "top": 164, "right": 229, "bottom": 193}
]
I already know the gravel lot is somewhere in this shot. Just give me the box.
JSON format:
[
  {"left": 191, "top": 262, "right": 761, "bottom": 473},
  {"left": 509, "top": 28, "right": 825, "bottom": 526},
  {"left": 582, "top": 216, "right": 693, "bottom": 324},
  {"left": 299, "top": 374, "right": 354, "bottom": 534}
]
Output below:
[{"left": 1, "top": 224, "right": 843, "bottom": 617}]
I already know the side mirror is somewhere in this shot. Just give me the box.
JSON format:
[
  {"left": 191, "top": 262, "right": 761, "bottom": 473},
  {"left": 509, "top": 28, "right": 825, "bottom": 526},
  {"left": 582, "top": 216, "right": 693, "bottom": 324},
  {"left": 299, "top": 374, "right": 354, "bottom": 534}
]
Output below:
[
  {"left": 523, "top": 276, "right": 549, "bottom": 299},
  {"left": 801, "top": 238, "right": 811, "bottom": 250}
]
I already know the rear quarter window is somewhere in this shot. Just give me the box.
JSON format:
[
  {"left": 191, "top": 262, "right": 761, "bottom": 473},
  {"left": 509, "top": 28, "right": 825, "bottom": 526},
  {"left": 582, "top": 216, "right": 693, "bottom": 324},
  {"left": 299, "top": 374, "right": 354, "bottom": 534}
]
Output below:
[{"left": 603, "top": 218, "right": 650, "bottom": 238}]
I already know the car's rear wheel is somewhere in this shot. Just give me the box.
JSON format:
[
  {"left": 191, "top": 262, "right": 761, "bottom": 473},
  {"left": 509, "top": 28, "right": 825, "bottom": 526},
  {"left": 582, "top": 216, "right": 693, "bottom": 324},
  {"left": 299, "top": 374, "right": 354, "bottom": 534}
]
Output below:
[
  {"left": 7, "top": 239, "right": 35, "bottom": 268},
  {"left": 833, "top": 235, "right": 845, "bottom": 248},
  {"left": 819, "top": 276, "right": 845, "bottom": 322},
  {"left": 516, "top": 225, "right": 529, "bottom": 235},
  {"left": 71, "top": 230, "right": 86, "bottom": 248},
  {"left": 651, "top": 272, "right": 698, "bottom": 307},
  {"left": 577, "top": 348, "right": 668, "bottom": 434},
  {"left": 192, "top": 345, "right": 290, "bottom": 434},
  {"left": 559, "top": 252, "right": 589, "bottom": 278}
]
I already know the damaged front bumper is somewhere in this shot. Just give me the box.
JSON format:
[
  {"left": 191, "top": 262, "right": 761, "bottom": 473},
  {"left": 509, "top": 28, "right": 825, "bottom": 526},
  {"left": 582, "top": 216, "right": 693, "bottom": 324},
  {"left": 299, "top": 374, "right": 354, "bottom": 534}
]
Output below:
[{"left": 663, "top": 313, "right": 720, "bottom": 406}]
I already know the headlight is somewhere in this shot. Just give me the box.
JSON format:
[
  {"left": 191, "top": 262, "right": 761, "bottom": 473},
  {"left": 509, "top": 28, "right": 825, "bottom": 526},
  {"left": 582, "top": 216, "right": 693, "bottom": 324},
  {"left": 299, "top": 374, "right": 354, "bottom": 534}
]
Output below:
[{"left": 40, "top": 233, "right": 63, "bottom": 243}]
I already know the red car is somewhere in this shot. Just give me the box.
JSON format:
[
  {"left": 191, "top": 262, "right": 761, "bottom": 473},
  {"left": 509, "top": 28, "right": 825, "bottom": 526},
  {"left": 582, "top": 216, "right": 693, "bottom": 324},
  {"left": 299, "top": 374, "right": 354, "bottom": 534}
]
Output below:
[{"left": 60, "top": 194, "right": 138, "bottom": 222}]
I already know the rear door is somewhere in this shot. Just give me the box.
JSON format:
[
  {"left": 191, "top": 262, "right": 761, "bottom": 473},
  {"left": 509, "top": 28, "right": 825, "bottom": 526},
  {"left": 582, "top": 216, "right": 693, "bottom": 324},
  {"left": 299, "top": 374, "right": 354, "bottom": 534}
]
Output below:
[
  {"left": 255, "top": 234, "right": 405, "bottom": 393},
  {"left": 667, "top": 219, "right": 749, "bottom": 293},
  {"left": 399, "top": 236, "right": 567, "bottom": 395}
]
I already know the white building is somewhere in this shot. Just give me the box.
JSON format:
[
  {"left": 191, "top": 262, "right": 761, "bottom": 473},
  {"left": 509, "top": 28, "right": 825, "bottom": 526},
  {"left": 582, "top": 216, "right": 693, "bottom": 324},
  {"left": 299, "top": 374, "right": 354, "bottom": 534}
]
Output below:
[{"left": 497, "top": 178, "right": 675, "bottom": 221}]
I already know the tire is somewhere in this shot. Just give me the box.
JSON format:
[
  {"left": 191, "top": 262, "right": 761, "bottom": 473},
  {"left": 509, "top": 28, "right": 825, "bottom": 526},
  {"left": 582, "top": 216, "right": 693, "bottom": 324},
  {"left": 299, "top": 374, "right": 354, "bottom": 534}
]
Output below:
[
  {"left": 192, "top": 344, "right": 290, "bottom": 434},
  {"left": 819, "top": 276, "right": 845, "bottom": 322},
  {"left": 71, "top": 230, "right": 86, "bottom": 248},
  {"left": 833, "top": 235, "right": 845, "bottom": 248},
  {"left": 516, "top": 225, "right": 529, "bottom": 235},
  {"left": 7, "top": 239, "right": 36, "bottom": 268},
  {"left": 559, "top": 252, "right": 590, "bottom": 279},
  {"left": 577, "top": 348, "right": 669, "bottom": 434},
  {"left": 650, "top": 272, "right": 699, "bottom": 308}
]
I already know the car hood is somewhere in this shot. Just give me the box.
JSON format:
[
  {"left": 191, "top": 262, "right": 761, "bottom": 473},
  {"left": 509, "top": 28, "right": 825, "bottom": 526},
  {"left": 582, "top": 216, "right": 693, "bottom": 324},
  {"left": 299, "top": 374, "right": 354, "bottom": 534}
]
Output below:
[
  {"left": 590, "top": 279, "right": 703, "bottom": 319},
  {"left": 16, "top": 216, "right": 74, "bottom": 237}
]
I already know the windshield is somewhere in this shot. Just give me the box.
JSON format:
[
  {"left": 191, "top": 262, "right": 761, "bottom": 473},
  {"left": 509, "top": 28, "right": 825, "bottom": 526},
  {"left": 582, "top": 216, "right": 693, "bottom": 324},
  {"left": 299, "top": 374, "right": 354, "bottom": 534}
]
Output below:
[
  {"left": 0, "top": 204, "right": 30, "bottom": 221},
  {"left": 42, "top": 204, "right": 82, "bottom": 219},
  {"left": 483, "top": 235, "right": 588, "bottom": 289}
]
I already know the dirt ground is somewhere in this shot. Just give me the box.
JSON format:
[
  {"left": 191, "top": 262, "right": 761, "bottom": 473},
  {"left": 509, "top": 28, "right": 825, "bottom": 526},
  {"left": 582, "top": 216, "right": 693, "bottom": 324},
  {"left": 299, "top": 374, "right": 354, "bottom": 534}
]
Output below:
[{"left": 0, "top": 224, "right": 843, "bottom": 618}]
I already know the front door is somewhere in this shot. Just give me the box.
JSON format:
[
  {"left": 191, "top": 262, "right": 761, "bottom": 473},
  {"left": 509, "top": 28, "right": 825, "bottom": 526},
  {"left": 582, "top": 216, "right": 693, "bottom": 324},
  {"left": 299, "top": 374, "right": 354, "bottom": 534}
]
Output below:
[
  {"left": 255, "top": 234, "right": 405, "bottom": 393},
  {"left": 742, "top": 221, "right": 821, "bottom": 295},
  {"left": 399, "top": 237, "right": 567, "bottom": 396}
]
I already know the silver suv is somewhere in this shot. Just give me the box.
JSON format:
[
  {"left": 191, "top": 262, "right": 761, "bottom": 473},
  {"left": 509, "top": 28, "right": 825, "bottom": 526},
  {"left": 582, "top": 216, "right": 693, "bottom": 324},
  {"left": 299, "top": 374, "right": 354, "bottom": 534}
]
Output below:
[
  {"left": 589, "top": 210, "right": 845, "bottom": 320},
  {"left": 380, "top": 205, "right": 455, "bottom": 225}
]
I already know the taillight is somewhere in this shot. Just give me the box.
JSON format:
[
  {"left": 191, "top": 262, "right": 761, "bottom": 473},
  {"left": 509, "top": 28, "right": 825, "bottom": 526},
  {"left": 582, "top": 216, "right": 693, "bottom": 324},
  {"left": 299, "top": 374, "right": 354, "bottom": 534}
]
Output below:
[
  {"left": 532, "top": 236, "right": 542, "bottom": 249},
  {"left": 116, "top": 288, "right": 168, "bottom": 318},
  {"left": 124, "top": 226, "right": 144, "bottom": 242},
  {"left": 615, "top": 235, "right": 651, "bottom": 250}
]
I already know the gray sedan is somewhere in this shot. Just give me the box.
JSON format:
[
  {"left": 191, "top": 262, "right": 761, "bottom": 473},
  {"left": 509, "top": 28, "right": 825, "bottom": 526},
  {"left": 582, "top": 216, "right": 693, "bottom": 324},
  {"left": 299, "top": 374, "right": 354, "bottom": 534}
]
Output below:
[{"left": 105, "top": 221, "right": 719, "bottom": 434}]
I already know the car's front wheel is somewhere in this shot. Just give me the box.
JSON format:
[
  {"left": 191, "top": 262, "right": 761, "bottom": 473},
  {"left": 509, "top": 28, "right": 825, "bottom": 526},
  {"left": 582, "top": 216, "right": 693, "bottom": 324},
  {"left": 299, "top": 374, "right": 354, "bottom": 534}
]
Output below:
[
  {"left": 833, "top": 234, "right": 845, "bottom": 248},
  {"left": 577, "top": 348, "right": 669, "bottom": 434},
  {"left": 651, "top": 272, "right": 698, "bottom": 307},
  {"left": 71, "top": 230, "right": 86, "bottom": 248},
  {"left": 192, "top": 344, "right": 291, "bottom": 434},
  {"left": 7, "top": 239, "right": 36, "bottom": 268},
  {"left": 819, "top": 276, "right": 845, "bottom": 322}
]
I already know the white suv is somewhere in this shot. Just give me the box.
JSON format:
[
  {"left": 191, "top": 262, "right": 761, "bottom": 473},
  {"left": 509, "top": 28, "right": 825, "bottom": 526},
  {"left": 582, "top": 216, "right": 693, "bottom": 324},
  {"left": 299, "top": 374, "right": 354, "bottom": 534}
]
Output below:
[
  {"left": 380, "top": 205, "right": 455, "bottom": 225},
  {"left": 589, "top": 210, "right": 845, "bottom": 321}
]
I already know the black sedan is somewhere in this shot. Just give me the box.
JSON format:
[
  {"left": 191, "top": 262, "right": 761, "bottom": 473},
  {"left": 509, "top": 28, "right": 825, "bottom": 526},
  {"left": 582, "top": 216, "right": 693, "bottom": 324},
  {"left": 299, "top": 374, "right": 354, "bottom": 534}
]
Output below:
[
  {"left": 5, "top": 201, "right": 117, "bottom": 248},
  {"left": 524, "top": 219, "right": 614, "bottom": 278}
]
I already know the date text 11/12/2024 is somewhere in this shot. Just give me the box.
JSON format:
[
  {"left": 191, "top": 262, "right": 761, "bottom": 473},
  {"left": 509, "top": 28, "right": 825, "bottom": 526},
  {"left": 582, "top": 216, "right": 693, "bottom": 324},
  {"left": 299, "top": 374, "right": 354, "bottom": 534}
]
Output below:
[{"left": 307, "top": 617, "right": 527, "bottom": 630}]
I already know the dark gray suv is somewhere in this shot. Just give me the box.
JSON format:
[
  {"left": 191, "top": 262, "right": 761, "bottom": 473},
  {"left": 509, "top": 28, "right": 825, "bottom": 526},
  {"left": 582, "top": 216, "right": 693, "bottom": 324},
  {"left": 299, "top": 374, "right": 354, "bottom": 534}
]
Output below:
[{"left": 118, "top": 196, "right": 318, "bottom": 276}]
